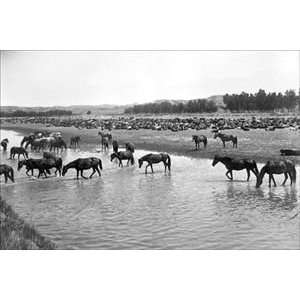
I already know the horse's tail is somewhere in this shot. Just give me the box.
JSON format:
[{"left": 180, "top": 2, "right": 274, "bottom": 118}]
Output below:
[
  {"left": 98, "top": 159, "right": 103, "bottom": 170},
  {"left": 130, "top": 155, "right": 135, "bottom": 165},
  {"left": 291, "top": 165, "right": 297, "bottom": 183},
  {"left": 10, "top": 168, "right": 14, "bottom": 182},
  {"left": 253, "top": 160, "right": 259, "bottom": 176},
  {"left": 166, "top": 154, "right": 171, "bottom": 171}
]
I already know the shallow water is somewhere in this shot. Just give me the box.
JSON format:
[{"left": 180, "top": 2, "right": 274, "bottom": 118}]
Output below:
[{"left": 0, "top": 129, "right": 299, "bottom": 249}]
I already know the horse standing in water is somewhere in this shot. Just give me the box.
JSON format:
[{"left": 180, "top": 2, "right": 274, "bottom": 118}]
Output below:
[
  {"left": 10, "top": 147, "right": 28, "bottom": 160},
  {"left": 1, "top": 138, "right": 9, "bottom": 151},
  {"left": 125, "top": 142, "right": 135, "bottom": 153},
  {"left": 70, "top": 136, "right": 80, "bottom": 148},
  {"left": 212, "top": 155, "right": 258, "bottom": 181},
  {"left": 192, "top": 135, "right": 207, "bottom": 150},
  {"left": 0, "top": 164, "right": 14, "bottom": 183},
  {"left": 214, "top": 132, "right": 238, "bottom": 148},
  {"left": 49, "top": 138, "right": 67, "bottom": 152},
  {"left": 138, "top": 153, "right": 171, "bottom": 174},
  {"left": 112, "top": 140, "right": 119, "bottom": 153},
  {"left": 256, "top": 160, "right": 297, "bottom": 187},
  {"left": 62, "top": 157, "right": 103, "bottom": 179},
  {"left": 111, "top": 151, "right": 134, "bottom": 167},
  {"left": 21, "top": 135, "right": 35, "bottom": 148},
  {"left": 18, "top": 157, "right": 62, "bottom": 177}
]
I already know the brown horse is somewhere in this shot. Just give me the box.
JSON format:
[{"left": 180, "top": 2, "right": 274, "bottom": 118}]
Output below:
[
  {"left": 138, "top": 153, "right": 171, "bottom": 174},
  {"left": 62, "top": 157, "right": 103, "bottom": 179},
  {"left": 0, "top": 164, "right": 14, "bottom": 183},
  {"left": 70, "top": 136, "right": 80, "bottom": 148},
  {"left": 192, "top": 135, "right": 207, "bottom": 150},
  {"left": 10, "top": 147, "right": 29, "bottom": 160},
  {"left": 111, "top": 151, "right": 134, "bottom": 167},
  {"left": 256, "top": 160, "right": 297, "bottom": 187},
  {"left": 214, "top": 132, "right": 238, "bottom": 148}
]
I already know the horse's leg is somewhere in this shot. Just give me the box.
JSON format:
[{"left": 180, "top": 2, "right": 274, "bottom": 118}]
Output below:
[
  {"left": 90, "top": 168, "right": 96, "bottom": 178},
  {"left": 76, "top": 169, "right": 79, "bottom": 179},
  {"left": 246, "top": 169, "right": 250, "bottom": 181},
  {"left": 225, "top": 170, "right": 232, "bottom": 180},
  {"left": 81, "top": 170, "right": 88, "bottom": 179},
  {"left": 95, "top": 166, "right": 101, "bottom": 176},
  {"left": 268, "top": 174, "right": 272, "bottom": 187},
  {"left": 4, "top": 174, "right": 8, "bottom": 183},
  {"left": 223, "top": 141, "right": 225, "bottom": 148},
  {"left": 150, "top": 164, "right": 154, "bottom": 173},
  {"left": 289, "top": 172, "right": 293, "bottom": 185},
  {"left": 145, "top": 164, "right": 150, "bottom": 174},
  {"left": 271, "top": 174, "right": 276, "bottom": 186},
  {"left": 282, "top": 172, "right": 288, "bottom": 185}
]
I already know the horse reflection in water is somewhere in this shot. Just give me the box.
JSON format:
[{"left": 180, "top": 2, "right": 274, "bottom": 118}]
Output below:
[
  {"left": 212, "top": 155, "right": 258, "bottom": 181},
  {"left": 138, "top": 153, "right": 171, "bottom": 174},
  {"left": 62, "top": 157, "right": 103, "bottom": 179},
  {"left": 256, "top": 160, "right": 297, "bottom": 188}
]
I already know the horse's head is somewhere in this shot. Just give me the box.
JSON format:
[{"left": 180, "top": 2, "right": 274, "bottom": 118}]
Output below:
[
  {"left": 212, "top": 155, "right": 220, "bottom": 167},
  {"left": 110, "top": 153, "right": 117, "bottom": 162},
  {"left": 192, "top": 135, "right": 197, "bottom": 141},
  {"left": 213, "top": 133, "right": 219, "bottom": 139},
  {"left": 17, "top": 160, "right": 26, "bottom": 171},
  {"left": 138, "top": 159, "right": 143, "bottom": 168},
  {"left": 62, "top": 166, "right": 68, "bottom": 176}
]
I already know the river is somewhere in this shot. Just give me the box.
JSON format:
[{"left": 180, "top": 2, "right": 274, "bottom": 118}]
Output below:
[{"left": 0, "top": 129, "right": 299, "bottom": 249}]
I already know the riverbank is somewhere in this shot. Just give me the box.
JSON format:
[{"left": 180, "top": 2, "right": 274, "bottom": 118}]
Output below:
[
  {"left": 0, "top": 197, "right": 56, "bottom": 250},
  {"left": 2, "top": 122, "right": 300, "bottom": 164}
]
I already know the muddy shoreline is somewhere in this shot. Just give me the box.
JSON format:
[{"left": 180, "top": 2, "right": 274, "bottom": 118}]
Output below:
[{"left": 1, "top": 122, "right": 300, "bottom": 164}]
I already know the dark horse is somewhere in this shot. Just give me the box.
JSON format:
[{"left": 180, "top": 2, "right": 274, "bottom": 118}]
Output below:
[
  {"left": 49, "top": 139, "right": 67, "bottom": 152},
  {"left": 1, "top": 138, "right": 9, "bottom": 151},
  {"left": 0, "top": 164, "right": 14, "bottom": 183},
  {"left": 111, "top": 151, "right": 134, "bottom": 167},
  {"left": 112, "top": 140, "right": 119, "bottom": 153},
  {"left": 192, "top": 135, "right": 207, "bottom": 150},
  {"left": 125, "top": 142, "right": 135, "bottom": 153},
  {"left": 214, "top": 132, "right": 238, "bottom": 148},
  {"left": 21, "top": 135, "right": 35, "bottom": 148},
  {"left": 10, "top": 147, "right": 29, "bottom": 160},
  {"left": 62, "top": 157, "right": 103, "bottom": 179},
  {"left": 256, "top": 160, "right": 297, "bottom": 187},
  {"left": 101, "top": 136, "right": 109, "bottom": 151},
  {"left": 138, "top": 153, "right": 171, "bottom": 174},
  {"left": 70, "top": 136, "right": 80, "bottom": 148},
  {"left": 212, "top": 155, "right": 258, "bottom": 181},
  {"left": 98, "top": 131, "right": 112, "bottom": 142},
  {"left": 18, "top": 157, "right": 63, "bottom": 177}
]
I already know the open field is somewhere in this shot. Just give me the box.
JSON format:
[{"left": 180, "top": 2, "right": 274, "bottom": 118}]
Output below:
[
  {"left": 2, "top": 120, "right": 300, "bottom": 164},
  {"left": 0, "top": 197, "right": 56, "bottom": 250}
]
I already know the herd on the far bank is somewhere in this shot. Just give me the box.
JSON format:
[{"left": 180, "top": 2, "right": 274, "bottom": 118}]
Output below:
[{"left": 0, "top": 129, "right": 298, "bottom": 189}]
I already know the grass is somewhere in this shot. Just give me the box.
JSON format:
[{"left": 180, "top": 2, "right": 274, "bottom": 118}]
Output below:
[{"left": 0, "top": 197, "right": 56, "bottom": 250}]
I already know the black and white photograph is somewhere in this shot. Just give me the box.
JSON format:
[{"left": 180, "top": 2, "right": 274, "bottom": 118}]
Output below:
[{"left": 1, "top": 50, "right": 299, "bottom": 250}]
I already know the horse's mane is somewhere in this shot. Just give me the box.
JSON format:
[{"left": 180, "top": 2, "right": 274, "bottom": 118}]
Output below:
[{"left": 139, "top": 153, "right": 153, "bottom": 160}]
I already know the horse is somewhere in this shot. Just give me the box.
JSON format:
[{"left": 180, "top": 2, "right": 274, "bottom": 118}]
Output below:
[
  {"left": 18, "top": 158, "right": 62, "bottom": 178},
  {"left": 21, "top": 135, "right": 35, "bottom": 148},
  {"left": 29, "top": 138, "right": 48, "bottom": 152},
  {"left": 138, "top": 153, "right": 171, "bottom": 174},
  {"left": 49, "top": 138, "right": 67, "bottom": 152},
  {"left": 0, "top": 138, "right": 9, "bottom": 151},
  {"left": 125, "top": 142, "right": 135, "bottom": 153},
  {"left": 212, "top": 155, "right": 258, "bottom": 181},
  {"left": 112, "top": 140, "right": 119, "bottom": 153},
  {"left": 62, "top": 157, "right": 103, "bottom": 179},
  {"left": 98, "top": 131, "right": 112, "bottom": 142},
  {"left": 110, "top": 151, "right": 134, "bottom": 167},
  {"left": 214, "top": 132, "right": 238, "bottom": 148},
  {"left": 70, "top": 136, "right": 80, "bottom": 148},
  {"left": 10, "top": 147, "right": 29, "bottom": 160},
  {"left": 101, "top": 136, "right": 109, "bottom": 151},
  {"left": 192, "top": 135, "right": 207, "bottom": 150},
  {"left": 0, "top": 164, "right": 14, "bottom": 183},
  {"left": 256, "top": 160, "right": 297, "bottom": 187}
]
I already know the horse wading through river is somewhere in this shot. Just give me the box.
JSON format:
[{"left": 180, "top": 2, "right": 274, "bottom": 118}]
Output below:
[
  {"left": 138, "top": 153, "right": 171, "bottom": 174},
  {"left": 110, "top": 151, "right": 134, "bottom": 167}
]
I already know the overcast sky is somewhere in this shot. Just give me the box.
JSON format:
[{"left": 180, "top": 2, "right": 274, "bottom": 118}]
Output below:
[{"left": 1, "top": 51, "right": 299, "bottom": 107}]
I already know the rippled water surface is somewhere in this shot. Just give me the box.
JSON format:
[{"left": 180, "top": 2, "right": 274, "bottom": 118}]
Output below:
[{"left": 1, "top": 129, "right": 299, "bottom": 249}]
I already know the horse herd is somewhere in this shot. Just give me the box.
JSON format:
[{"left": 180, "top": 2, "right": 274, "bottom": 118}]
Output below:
[{"left": 0, "top": 131, "right": 297, "bottom": 189}]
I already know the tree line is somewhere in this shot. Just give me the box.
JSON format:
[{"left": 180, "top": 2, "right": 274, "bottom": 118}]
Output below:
[
  {"left": 0, "top": 109, "right": 73, "bottom": 118},
  {"left": 124, "top": 99, "right": 218, "bottom": 114},
  {"left": 223, "top": 89, "right": 298, "bottom": 112}
]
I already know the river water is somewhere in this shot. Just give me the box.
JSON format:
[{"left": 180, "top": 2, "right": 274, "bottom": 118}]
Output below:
[{"left": 0, "top": 129, "right": 299, "bottom": 249}]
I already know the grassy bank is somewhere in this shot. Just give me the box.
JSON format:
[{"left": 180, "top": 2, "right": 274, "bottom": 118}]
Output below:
[
  {"left": 0, "top": 198, "right": 56, "bottom": 250},
  {"left": 2, "top": 122, "right": 300, "bottom": 164}
]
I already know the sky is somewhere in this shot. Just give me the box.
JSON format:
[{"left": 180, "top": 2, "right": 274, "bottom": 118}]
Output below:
[{"left": 1, "top": 51, "right": 299, "bottom": 107}]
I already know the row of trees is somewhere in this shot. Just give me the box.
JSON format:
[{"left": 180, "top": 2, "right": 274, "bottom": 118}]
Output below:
[
  {"left": 0, "top": 109, "right": 73, "bottom": 118},
  {"left": 223, "top": 89, "right": 298, "bottom": 112},
  {"left": 124, "top": 99, "right": 218, "bottom": 114}
]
